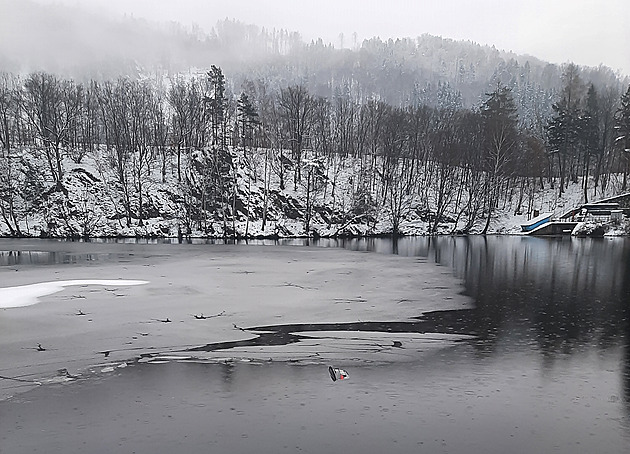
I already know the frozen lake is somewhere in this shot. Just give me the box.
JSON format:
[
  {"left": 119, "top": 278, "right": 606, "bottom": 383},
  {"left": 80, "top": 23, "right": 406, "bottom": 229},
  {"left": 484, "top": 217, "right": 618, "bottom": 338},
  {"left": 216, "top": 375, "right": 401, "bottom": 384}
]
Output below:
[{"left": 0, "top": 237, "right": 629, "bottom": 453}]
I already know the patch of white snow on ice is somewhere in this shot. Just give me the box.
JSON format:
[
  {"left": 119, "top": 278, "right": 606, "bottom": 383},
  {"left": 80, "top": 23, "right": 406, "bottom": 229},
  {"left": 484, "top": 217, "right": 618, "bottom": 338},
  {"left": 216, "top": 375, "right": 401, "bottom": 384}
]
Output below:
[{"left": 0, "top": 279, "right": 149, "bottom": 308}]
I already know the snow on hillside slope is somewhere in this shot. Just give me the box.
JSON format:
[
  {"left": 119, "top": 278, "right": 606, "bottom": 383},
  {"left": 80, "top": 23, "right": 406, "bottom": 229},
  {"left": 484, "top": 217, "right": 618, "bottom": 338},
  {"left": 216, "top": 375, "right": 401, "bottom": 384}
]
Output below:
[{"left": 2, "top": 147, "right": 628, "bottom": 238}]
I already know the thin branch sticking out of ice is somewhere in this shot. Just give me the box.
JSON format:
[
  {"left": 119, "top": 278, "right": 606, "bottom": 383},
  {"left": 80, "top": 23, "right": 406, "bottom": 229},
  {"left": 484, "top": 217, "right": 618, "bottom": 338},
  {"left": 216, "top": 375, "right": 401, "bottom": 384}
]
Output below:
[{"left": 0, "top": 280, "right": 149, "bottom": 308}]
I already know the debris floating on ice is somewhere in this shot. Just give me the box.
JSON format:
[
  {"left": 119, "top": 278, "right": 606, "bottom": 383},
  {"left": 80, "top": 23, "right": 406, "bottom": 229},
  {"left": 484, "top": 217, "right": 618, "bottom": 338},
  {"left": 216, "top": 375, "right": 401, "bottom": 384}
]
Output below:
[{"left": 328, "top": 366, "right": 349, "bottom": 382}]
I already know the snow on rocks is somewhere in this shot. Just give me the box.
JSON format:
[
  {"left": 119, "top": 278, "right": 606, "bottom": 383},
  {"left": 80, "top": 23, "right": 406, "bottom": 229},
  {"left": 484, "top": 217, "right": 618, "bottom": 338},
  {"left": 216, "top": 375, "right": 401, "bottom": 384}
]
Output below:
[{"left": 1, "top": 146, "right": 629, "bottom": 238}]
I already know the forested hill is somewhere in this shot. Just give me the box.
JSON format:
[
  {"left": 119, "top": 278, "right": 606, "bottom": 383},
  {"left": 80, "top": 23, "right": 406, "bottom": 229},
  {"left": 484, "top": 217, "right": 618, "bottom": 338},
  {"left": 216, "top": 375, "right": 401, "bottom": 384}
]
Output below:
[
  {"left": 1, "top": 64, "right": 629, "bottom": 238},
  {"left": 1, "top": 2, "right": 630, "bottom": 239}
]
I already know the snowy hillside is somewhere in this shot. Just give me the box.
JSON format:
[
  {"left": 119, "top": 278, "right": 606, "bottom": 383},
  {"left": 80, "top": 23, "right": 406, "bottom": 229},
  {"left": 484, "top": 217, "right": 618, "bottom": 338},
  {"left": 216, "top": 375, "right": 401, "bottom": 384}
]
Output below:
[{"left": 2, "top": 145, "right": 628, "bottom": 239}]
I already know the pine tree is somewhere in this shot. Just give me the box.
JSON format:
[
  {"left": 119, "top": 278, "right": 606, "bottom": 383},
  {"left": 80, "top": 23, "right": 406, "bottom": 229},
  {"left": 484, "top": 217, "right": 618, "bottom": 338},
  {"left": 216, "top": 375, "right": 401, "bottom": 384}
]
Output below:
[
  {"left": 480, "top": 83, "right": 519, "bottom": 234},
  {"left": 547, "top": 64, "right": 585, "bottom": 195},
  {"left": 236, "top": 92, "right": 260, "bottom": 150},
  {"left": 206, "top": 65, "right": 227, "bottom": 148},
  {"left": 579, "top": 84, "right": 599, "bottom": 202}
]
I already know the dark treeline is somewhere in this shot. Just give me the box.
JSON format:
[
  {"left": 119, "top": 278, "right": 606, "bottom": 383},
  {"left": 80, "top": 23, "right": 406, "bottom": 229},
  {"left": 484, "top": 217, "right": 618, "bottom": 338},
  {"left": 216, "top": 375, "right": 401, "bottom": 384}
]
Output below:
[{"left": 0, "top": 64, "right": 629, "bottom": 238}]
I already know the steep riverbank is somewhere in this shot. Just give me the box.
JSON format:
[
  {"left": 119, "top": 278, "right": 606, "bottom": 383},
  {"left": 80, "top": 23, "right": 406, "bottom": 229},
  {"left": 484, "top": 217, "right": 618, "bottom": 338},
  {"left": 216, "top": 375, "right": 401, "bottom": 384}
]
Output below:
[{"left": 2, "top": 150, "right": 629, "bottom": 239}]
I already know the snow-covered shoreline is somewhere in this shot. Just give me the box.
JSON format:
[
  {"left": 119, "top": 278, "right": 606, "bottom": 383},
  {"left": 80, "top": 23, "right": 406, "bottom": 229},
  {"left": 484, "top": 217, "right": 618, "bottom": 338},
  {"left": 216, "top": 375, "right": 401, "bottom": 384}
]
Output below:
[{"left": 2, "top": 146, "right": 629, "bottom": 239}]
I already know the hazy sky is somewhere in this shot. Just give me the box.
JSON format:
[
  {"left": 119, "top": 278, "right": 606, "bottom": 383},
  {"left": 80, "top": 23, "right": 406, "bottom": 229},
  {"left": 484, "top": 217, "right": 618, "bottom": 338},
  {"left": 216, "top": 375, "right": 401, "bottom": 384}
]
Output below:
[{"left": 35, "top": 0, "right": 630, "bottom": 76}]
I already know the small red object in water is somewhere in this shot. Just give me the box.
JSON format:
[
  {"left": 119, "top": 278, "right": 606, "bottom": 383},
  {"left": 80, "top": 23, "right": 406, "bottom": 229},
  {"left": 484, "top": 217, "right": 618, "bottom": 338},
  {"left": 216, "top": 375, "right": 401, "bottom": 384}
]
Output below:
[{"left": 329, "top": 366, "right": 349, "bottom": 382}]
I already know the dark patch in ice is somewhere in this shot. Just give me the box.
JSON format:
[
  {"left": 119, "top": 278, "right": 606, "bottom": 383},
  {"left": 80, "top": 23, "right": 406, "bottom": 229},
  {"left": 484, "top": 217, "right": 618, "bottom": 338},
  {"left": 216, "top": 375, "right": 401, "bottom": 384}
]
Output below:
[
  {"left": 187, "top": 309, "right": 477, "bottom": 353},
  {"left": 188, "top": 331, "right": 304, "bottom": 353},
  {"left": 247, "top": 309, "right": 478, "bottom": 337}
]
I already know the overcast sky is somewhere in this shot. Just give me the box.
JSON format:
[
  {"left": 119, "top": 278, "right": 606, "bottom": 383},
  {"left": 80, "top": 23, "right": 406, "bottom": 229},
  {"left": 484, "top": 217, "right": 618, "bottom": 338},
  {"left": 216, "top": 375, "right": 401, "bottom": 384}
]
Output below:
[{"left": 35, "top": 0, "right": 630, "bottom": 76}]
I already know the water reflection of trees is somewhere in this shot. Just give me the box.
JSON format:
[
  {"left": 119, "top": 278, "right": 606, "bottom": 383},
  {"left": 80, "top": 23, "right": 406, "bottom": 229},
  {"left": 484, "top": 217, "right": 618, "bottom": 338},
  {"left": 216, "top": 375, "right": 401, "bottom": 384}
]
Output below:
[
  {"left": 333, "top": 237, "right": 627, "bottom": 356},
  {"left": 622, "top": 249, "right": 630, "bottom": 416},
  {"left": 430, "top": 236, "right": 630, "bottom": 415},
  {"left": 455, "top": 237, "right": 627, "bottom": 355},
  {"left": 331, "top": 235, "right": 630, "bottom": 414},
  {"left": 364, "top": 236, "right": 629, "bottom": 356},
  {"left": 0, "top": 249, "right": 115, "bottom": 266}
]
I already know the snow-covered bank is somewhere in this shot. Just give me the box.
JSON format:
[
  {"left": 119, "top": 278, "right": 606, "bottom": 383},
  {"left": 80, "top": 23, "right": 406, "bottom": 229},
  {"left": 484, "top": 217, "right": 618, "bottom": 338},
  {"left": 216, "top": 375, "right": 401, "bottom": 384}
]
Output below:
[{"left": 1, "top": 147, "right": 629, "bottom": 238}]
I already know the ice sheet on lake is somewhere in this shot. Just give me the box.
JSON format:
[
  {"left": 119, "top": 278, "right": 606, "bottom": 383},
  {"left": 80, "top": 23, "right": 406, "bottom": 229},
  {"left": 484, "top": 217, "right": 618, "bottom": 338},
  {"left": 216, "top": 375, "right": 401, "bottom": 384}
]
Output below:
[{"left": 0, "top": 279, "right": 149, "bottom": 308}]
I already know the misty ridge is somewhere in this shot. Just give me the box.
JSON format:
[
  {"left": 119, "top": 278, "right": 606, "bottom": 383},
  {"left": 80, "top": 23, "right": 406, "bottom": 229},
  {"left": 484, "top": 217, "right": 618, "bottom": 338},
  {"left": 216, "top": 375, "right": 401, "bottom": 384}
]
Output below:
[{"left": 1, "top": 0, "right": 627, "bottom": 110}]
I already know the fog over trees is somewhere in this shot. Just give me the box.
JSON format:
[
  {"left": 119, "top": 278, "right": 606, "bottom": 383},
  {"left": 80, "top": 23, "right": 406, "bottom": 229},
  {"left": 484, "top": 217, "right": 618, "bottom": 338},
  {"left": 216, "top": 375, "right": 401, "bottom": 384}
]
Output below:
[{"left": 0, "top": 1, "right": 629, "bottom": 238}]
